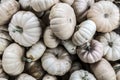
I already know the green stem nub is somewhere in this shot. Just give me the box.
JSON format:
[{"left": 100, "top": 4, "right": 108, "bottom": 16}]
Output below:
[
  {"left": 13, "top": 26, "right": 23, "bottom": 33},
  {"left": 22, "top": 57, "right": 32, "bottom": 63}
]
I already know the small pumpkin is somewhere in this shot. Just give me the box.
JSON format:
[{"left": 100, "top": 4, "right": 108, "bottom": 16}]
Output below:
[
  {"left": 49, "top": 3, "right": 76, "bottom": 40},
  {"left": 0, "top": 59, "right": 8, "bottom": 79},
  {"left": 77, "top": 40, "right": 103, "bottom": 63},
  {"left": 31, "top": 0, "right": 59, "bottom": 12},
  {"left": 72, "top": 0, "right": 94, "bottom": 23},
  {"left": 41, "top": 47, "right": 72, "bottom": 76},
  {"left": 19, "top": 0, "right": 31, "bottom": 10},
  {"left": 16, "top": 73, "right": 36, "bottom": 80},
  {"left": 69, "top": 70, "right": 96, "bottom": 80},
  {"left": 44, "top": 27, "right": 60, "bottom": 48},
  {"left": 2, "top": 43, "right": 25, "bottom": 76},
  {"left": 0, "top": 0, "right": 20, "bottom": 25},
  {"left": 97, "top": 32, "right": 120, "bottom": 61},
  {"left": 60, "top": 0, "right": 74, "bottom": 5},
  {"left": 42, "top": 74, "right": 57, "bottom": 80},
  {"left": 8, "top": 11, "right": 41, "bottom": 47},
  {"left": 26, "top": 61, "right": 45, "bottom": 79},
  {"left": 72, "top": 20, "right": 96, "bottom": 46},
  {"left": 62, "top": 40, "right": 76, "bottom": 55},
  {"left": 26, "top": 41, "right": 46, "bottom": 61},
  {"left": 90, "top": 58, "right": 116, "bottom": 80},
  {"left": 87, "top": 1, "right": 119, "bottom": 32}
]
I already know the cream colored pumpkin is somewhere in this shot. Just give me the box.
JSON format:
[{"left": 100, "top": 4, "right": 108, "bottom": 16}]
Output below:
[
  {"left": 90, "top": 58, "right": 116, "bottom": 80},
  {"left": 8, "top": 11, "right": 41, "bottom": 47},
  {"left": 60, "top": 0, "right": 74, "bottom": 5},
  {"left": 0, "top": 26, "right": 12, "bottom": 55},
  {"left": 42, "top": 74, "right": 57, "bottom": 80},
  {"left": 41, "top": 47, "right": 72, "bottom": 76},
  {"left": 44, "top": 27, "right": 60, "bottom": 48},
  {"left": 72, "top": 0, "right": 94, "bottom": 23},
  {"left": 72, "top": 20, "right": 96, "bottom": 46},
  {"left": 97, "top": 32, "right": 120, "bottom": 61},
  {"left": 26, "top": 41, "right": 46, "bottom": 61},
  {"left": 26, "top": 61, "right": 45, "bottom": 80},
  {"left": 16, "top": 73, "right": 36, "bottom": 80},
  {"left": 0, "top": 60, "right": 8, "bottom": 79},
  {"left": 69, "top": 70, "right": 96, "bottom": 80},
  {"left": 2, "top": 43, "right": 25, "bottom": 75},
  {"left": 49, "top": 3, "right": 76, "bottom": 40},
  {"left": 0, "top": 0, "right": 20, "bottom": 25},
  {"left": 31, "top": 0, "right": 59, "bottom": 12},
  {"left": 0, "top": 78, "right": 8, "bottom": 80},
  {"left": 62, "top": 40, "right": 76, "bottom": 55},
  {"left": 95, "top": 0, "right": 115, "bottom": 2},
  {"left": 87, "top": 1, "right": 119, "bottom": 32},
  {"left": 1, "top": 0, "right": 15, "bottom": 3},
  {"left": 77, "top": 40, "right": 103, "bottom": 63},
  {"left": 19, "top": 0, "right": 31, "bottom": 9}
]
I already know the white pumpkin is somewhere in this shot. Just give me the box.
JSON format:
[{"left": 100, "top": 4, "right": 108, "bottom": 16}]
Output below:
[
  {"left": 95, "top": 0, "right": 115, "bottom": 2},
  {"left": 41, "top": 47, "right": 72, "bottom": 76},
  {"left": 16, "top": 73, "right": 36, "bottom": 80},
  {"left": 0, "top": 60, "right": 8, "bottom": 79},
  {"left": 60, "top": 0, "right": 74, "bottom": 5},
  {"left": 42, "top": 74, "right": 57, "bottom": 80},
  {"left": 97, "top": 32, "right": 120, "bottom": 61},
  {"left": 1, "top": 0, "right": 15, "bottom": 3},
  {"left": 0, "top": 0, "right": 20, "bottom": 25},
  {"left": 90, "top": 58, "right": 116, "bottom": 80},
  {"left": 72, "top": 20, "right": 96, "bottom": 46},
  {"left": 62, "top": 40, "right": 76, "bottom": 55},
  {"left": 26, "top": 41, "right": 46, "bottom": 61},
  {"left": 8, "top": 11, "right": 41, "bottom": 47},
  {"left": 44, "top": 27, "right": 60, "bottom": 48},
  {"left": 0, "top": 78, "right": 8, "bottom": 80},
  {"left": 2, "top": 43, "right": 25, "bottom": 75},
  {"left": 49, "top": 3, "right": 76, "bottom": 40},
  {"left": 31, "top": 0, "right": 59, "bottom": 12},
  {"left": 69, "top": 70, "right": 96, "bottom": 80},
  {"left": 19, "top": 0, "right": 31, "bottom": 10},
  {"left": 87, "top": 1, "right": 119, "bottom": 32},
  {"left": 72, "top": 0, "right": 94, "bottom": 23}
]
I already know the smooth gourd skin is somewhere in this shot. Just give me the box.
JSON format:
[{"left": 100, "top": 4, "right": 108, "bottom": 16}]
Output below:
[
  {"left": 62, "top": 40, "right": 76, "bottom": 55},
  {"left": 16, "top": 73, "right": 36, "bottom": 80},
  {"left": 49, "top": 3, "right": 76, "bottom": 40},
  {"left": 0, "top": 0, "right": 20, "bottom": 25},
  {"left": 97, "top": 32, "right": 120, "bottom": 61},
  {"left": 90, "top": 58, "right": 116, "bottom": 80},
  {"left": 77, "top": 40, "right": 103, "bottom": 63},
  {"left": 2, "top": 43, "right": 25, "bottom": 76},
  {"left": 8, "top": 11, "right": 41, "bottom": 47},
  {"left": 44, "top": 27, "right": 60, "bottom": 48},
  {"left": 41, "top": 47, "right": 72, "bottom": 76},
  {"left": 26, "top": 41, "right": 46, "bottom": 61},
  {"left": 69, "top": 70, "right": 96, "bottom": 80},
  {"left": 31, "top": 0, "right": 59, "bottom": 12},
  {"left": 87, "top": 1, "right": 119, "bottom": 32},
  {"left": 72, "top": 20, "right": 96, "bottom": 46},
  {"left": 42, "top": 74, "right": 57, "bottom": 80},
  {"left": 60, "top": 0, "right": 74, "bottom": 5}
]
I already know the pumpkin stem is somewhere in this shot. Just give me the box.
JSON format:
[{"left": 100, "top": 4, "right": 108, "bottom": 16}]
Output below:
[
  {"left": 22, "top": 57, "right": 32, "bottom": 63},
  {"left": 108, "top": 42, "right": 113, "bottom": 47},
  {"left": 82, "top": 72, "right": 88, "bottom": 80},
  {"left": 104, "top": 13, "right": 109, "bottom": 18},
  {"left": 12, "top": 26, "right": 23, "bottom": 33},
  {"left": 86, "top": 42, "right": 91, "bottom": 51}
]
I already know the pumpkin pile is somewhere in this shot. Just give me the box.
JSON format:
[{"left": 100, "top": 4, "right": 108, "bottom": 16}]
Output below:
[{"left": 0, "top": 0, "right": 120, "bottom": 80}]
